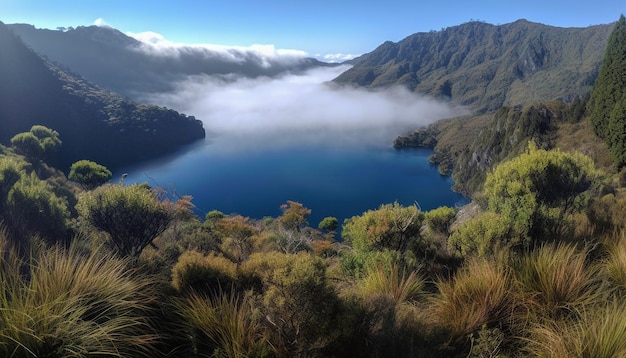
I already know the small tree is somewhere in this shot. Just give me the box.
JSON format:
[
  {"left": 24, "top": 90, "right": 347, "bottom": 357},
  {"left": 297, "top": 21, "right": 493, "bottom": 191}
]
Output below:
[
  {"left": 77, "top": 184, "right": 173, "bottom": 260},
  {"left": 277, "top": 200, "right": 311, "bottom": 232},
  {"left": 10, "top": 132, "right": 43, "bottom": 159},
  {"left": 342, "top": 202, "right": 422, "bottom": 253},
  {"left": 318, "top": 216, "right": 339, "bottom": 241},
  {"left": 10, "top": 125, "right": 61, "bottom": 161},
  {"left": 69, "top": 160, "right": 112, "bottom": 190},
  {"left": 318, "top": 217, "right": 339, "bottom": 232}
]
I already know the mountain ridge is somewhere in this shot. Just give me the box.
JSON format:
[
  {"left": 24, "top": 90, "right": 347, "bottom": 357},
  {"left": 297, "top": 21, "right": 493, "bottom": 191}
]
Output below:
[
  {"left": 334, "top": 19, "right": 614, "bottom": 113},
  {"left": 8, "top": 23, "right": 332, "bottom": 97},
  {"left": 0, "top": 21, "right": 205, "bottom": 171}
]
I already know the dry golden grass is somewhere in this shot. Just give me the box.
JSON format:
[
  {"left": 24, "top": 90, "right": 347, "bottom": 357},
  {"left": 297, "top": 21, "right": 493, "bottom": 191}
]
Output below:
[
  {"left": 513, "top": 242, "right": 606, "bottom": 320},
  {"left": 177, "top": 290, "right": 272, "bottom": 358},
  {"left": 524, "top": 300, "right": 626, "bottom": 357},
  {"left": 555, "top": 119, "right": 615, "bottom": 172},
  {"left": 0, "top": 234, "right": 157, "bottom": 357},
  {"left": 361, "top": 263, "right": 425, "bottom": 305},
  {"left": 429, "top": 258, "right": 515, "bottom": 341}
]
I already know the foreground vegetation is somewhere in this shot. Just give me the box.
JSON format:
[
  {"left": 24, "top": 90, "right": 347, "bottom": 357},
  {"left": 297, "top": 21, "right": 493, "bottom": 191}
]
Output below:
[{"left": 3, "top": 125, "right": 626, "bottom": 357}]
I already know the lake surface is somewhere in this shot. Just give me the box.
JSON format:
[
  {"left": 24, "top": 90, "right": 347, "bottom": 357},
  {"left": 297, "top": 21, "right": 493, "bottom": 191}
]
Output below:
[{"left": 118, "top": 137, "right": 468, "bottom": 227}]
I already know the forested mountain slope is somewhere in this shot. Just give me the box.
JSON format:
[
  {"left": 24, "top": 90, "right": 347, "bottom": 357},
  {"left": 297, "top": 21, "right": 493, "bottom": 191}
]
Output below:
[
  {"left": 334, "top": 19, "right": 614, "bottom": 113},
  {"left": 0, "top": 21, "right": 205, "bottom": 170},
  {"left": 8, "top": 23, "right": 330, "bottom": 97}
]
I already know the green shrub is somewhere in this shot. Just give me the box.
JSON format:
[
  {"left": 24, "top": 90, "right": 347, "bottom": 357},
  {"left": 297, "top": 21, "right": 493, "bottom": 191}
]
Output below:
[{"left": 171, "top": 250, "right": 237, "bottom": 293}]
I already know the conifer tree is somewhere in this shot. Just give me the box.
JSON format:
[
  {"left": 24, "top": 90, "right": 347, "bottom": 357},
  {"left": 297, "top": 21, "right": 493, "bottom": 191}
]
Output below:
[{"left": 588, "top": 15, "right": 626, "bottom": 166}]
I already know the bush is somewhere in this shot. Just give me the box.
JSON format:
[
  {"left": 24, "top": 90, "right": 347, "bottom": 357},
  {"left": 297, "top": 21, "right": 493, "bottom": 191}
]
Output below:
[
  {"left": 342, "top": 202, "right": 422, "bottom": 253},
  {"left": 171, "top": 250, "right": 237, "bottom": 293},
  {"left": 68, "top": 160, "right": 112, "bottom": 190},
  {"left": 241, "top": 252, "right": 340, "bottom": 356},
  {"left": 76, "top": 184, "right": 173, "bottom": 261}
]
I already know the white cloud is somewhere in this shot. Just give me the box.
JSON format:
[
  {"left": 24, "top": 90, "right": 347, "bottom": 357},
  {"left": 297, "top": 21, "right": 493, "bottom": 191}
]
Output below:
[
  {"left": 316, "top": 53, "right": 360, "bottom": 62},
  {"left": 92, "top": 18, "right": 111, "bottom": 27},
  {"left": 126, "top": 30, "right": 308, "bottom": 67},
  {"left": 139, "top": 65, "right": 467, "bottom": 149}
]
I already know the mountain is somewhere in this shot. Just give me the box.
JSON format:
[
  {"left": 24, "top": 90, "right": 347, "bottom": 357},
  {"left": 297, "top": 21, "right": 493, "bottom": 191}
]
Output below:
[
  {"left": 7, "top": 23, "right": 331, "bottom": 97},
  {"left": 0, "top": 21, "right": 205, "bottom": 170},
  {"left": 334, "top": 20, "right": 614, "bottom": 113}
]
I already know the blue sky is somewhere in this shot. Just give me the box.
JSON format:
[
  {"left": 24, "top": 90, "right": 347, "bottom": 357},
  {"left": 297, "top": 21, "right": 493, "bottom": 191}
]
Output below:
[{"left": 1, "top": 0, "right": 624, "bottom": 59}]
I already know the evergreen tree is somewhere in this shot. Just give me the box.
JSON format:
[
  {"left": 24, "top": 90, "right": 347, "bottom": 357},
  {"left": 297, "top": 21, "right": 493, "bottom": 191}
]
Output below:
[{"left": 588, "top": 15, "right": 626, "bottom": 166}]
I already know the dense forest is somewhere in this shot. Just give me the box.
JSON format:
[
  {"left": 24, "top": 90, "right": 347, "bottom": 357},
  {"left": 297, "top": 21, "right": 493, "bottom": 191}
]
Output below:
[{"left": 2, "top": 15, "right": 626, "bottom": 358}]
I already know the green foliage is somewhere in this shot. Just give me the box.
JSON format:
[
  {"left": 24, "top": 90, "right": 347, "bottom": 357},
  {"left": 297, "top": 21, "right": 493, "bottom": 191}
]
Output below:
[
  {"left": 277, "top": 200, "right": 311, "bottom": 232},
  {"left": 10, "top": 132, "right": 43, "bottom": 159},
  {"left": 483, "top": 144, "right": 602, "bottom": 248},
  {"left": 29, "top": 125, "right": 62, "bottom": 153},
  {"left": 171, "top": 250, "right": 237, "bottom": 293},
  {"left": 342, "top": 202, "right": 422, "bottom": 253},
  {"left": 424, "top": 206, "right": 457, "bottom": 234},
  {"left": 589, "top": 15, "right": 626, "bottom": 166},
  {"left": 10, "top": 125, "right": 61, "bottom": 161},
  {"left": 68, "top": 159, "right": 112, "bottom": 190},
  {"left": 5, "top": 172, "right": 70, "bottom": 242},
  {"left": 76, "top": 184, "right": 173, "bottom": 260},
  {"left": 0, "top": 156, "right": 70, "bottom": 243},
  {"left": 0, "top": 238, "right": 157, "bottom": 357},
  {"left": 318, "top": 216, "right": 339, "bottom": 232},
  {"left": 469, "top": 325, "right": 506, "bottom": 358},
  {"left": 339, "top": 249, "right": 399, "bottom": 279},
  {"left": 448, "top": 212, "right": 512, "bottom": 257},
  {"left": 241, "top": 252, "right": 339, "bottom": 355}
]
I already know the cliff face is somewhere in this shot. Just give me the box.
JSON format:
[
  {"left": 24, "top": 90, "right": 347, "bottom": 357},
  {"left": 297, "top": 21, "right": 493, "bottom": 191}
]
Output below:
[
  {"left": 335, "top": 20, "right": 614, "bottom": 113},
  {"left": 0, "top": 22, "right": 205, "bottom": 170}
]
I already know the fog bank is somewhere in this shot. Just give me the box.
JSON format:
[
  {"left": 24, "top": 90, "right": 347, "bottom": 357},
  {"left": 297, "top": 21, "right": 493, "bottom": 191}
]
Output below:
[{"left": 140, "top": 65, "right": 467, "bottom": 148}]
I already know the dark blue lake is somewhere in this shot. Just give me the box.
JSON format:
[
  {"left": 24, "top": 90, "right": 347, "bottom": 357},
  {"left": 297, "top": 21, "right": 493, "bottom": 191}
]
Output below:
[{"left": 118, "top": 137, "right": 467, "bottom": 227}]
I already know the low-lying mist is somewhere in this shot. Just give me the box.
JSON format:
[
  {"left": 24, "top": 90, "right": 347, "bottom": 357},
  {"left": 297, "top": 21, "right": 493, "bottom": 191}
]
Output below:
[{"left": 140, "top": 65, "right": 467, "bottom": 149}]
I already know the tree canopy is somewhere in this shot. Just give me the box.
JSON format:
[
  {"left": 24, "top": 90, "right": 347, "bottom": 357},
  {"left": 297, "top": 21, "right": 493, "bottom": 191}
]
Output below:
[
  {"left": 588, "top": 15, "right": 626, "bottom": 166},
  {"left": 68, "top": 160, "right": 112, "bottom": 190},
  {"left": 10, "top": 125, "right": 61, "bottom": 161},
  {"left": 451, "top": 144, "right": 603, "bottom": 256}
]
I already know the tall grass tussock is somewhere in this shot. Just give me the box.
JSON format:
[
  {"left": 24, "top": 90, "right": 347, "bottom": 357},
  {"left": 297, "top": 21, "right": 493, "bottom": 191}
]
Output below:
[{"left": 0, "top": 232, "right": 157, "bottom": 357}]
